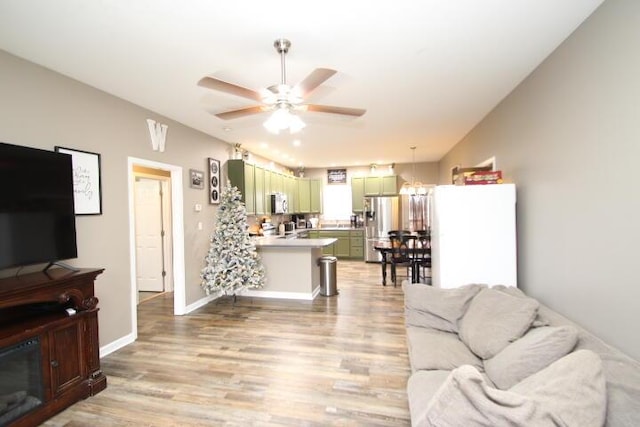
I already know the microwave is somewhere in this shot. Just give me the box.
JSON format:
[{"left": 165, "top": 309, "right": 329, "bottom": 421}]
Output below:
[{"left": 271, "top": 193, "right": 288, "bottom": 214}]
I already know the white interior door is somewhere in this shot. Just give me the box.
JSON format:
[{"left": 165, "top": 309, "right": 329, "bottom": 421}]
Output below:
[{"left": 134, "top": 177, "right": 165, "bottom": 292}]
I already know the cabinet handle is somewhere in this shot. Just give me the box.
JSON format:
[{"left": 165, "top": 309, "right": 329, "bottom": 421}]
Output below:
[{"left": 51, "top": 360, "right": 59, "bottom": 368}]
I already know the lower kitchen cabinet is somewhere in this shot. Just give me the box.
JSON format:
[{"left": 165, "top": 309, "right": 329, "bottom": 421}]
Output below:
[
  {"left": 312, "top": 229, "right": 364, "bottom": 260},
  {"left": 332, "top": 231, "right": 351, "bottom": 258},
  {"left": 350, "top": 230, "right": 364, "bottom": 259}
]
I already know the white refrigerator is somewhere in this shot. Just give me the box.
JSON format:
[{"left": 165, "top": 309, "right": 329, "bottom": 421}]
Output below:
[{"left": 430, "top": 184, "right": 517, "bottom": 289}]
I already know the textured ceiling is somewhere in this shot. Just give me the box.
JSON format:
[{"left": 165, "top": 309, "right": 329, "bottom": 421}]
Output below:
[{"left": 0, "top": 0, "right": 604, "bottom": 167}]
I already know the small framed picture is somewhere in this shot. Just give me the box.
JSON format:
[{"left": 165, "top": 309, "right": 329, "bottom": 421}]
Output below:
[
  {"left": 208, "top": 158, "right": 221, "bottom": 204},
  {"left": 55, "top": 146, "right": 102, "bottom": 215},
  {"left": 189, "top": 169, "right": 205, "bottom": 189},
  {"left": 327, "top": 168, "right": 347, "bottom": 184}
]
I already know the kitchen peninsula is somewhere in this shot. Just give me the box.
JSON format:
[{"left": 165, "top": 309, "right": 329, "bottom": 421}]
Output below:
[{"left": 242, "top": 235, "right": 337, "bottom": 300}]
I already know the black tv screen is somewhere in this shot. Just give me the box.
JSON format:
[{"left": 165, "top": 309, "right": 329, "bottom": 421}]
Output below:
[{"left": 0, "top": 142, "right": 78, "bottom": 270}]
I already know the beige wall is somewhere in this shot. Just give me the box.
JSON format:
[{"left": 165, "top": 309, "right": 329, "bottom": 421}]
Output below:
[
  {"left": 439, "top": 0, "right": 640, "bottom": 360},
  {"left": 0, "top": 50, "right": 229, "bottom": 348}
]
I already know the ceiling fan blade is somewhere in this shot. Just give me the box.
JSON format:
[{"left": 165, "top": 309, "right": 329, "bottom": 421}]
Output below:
[
  {"left": 198, "top": 76, "right": 263, "bottom": 102},
  {"left": 304, "top": 104, "right": 366, "bottom": 117},
  {"left": 214, "top": 105, "right": 267, "bottom": 120},
  {"left": 296, "top": 68, "right": 337, "bottom": 98}
]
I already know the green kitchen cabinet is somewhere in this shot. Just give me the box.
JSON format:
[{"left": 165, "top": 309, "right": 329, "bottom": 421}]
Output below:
[
  {"left": 254, "top": 166, "right": 265, "bottom": 215},
  {"left": 381, "top": 175, "right": 398, "bottom": 195},
  {"left": 310, "top": 179, "right": 322, "bottom": 213},
  {"left": 264, "top": 169, "right": 272, "bottom": 214},
  {"left": 349, "top": 230, "right": 364, "bottom": 260},
  {"left": 298, "top": 178, "right": 311, "bottom": 213},
  {"left": 227, "top": 159, "right": 256, "bottom": 214},
  {"left": 332, "top": 231, "right": 351, "bottom": 258},
  {"left": 364, "top": 176, "right": 381, "bottom": 196},
  {"left": 271, "top": 171, "right": 283, "bottom": 194},
  {"left": 285, "top": 175, "right": 297, "bottom": 213},
  {"left": 361, "top": 176, "right": 398, "bottom": 197},
  {"left": 322, "top": 244, "right": 335, "bottom": 256},
  {"left": 351, "top": 177, "right": 365, "bottom": 212},
  {"left": 315, "top": 230, "right": 362, "bottom": 259}
]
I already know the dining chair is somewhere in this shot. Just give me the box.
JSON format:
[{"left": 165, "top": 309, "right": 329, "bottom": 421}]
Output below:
[
  {"left": 414, "top": 233, "right": 432, "bottom": 284},
  {"left": 389, "top": 234, "right": 416, "bottom": 285}
]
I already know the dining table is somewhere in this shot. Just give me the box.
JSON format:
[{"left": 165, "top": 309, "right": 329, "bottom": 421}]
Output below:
[{"left": 373, "top": 240, "right": 430, "bottom": 286}]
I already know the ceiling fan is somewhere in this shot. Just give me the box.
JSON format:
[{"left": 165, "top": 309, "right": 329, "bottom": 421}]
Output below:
[{"left": 198, "top": 38, "right": 366, "bottom": 133}]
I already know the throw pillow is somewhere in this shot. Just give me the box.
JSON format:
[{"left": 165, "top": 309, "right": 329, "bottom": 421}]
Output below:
[
  {"left": 510, "top": 350, "right": 607, "bottom": 427},
  {"left": 458, "top": 288, "right": 539, "bottom": 359},
  {"left": 417, "top": 365, "right": 563, "bottom": 427},
  {"left": 403, "top": 282, "right": 486, "bottom": 333},
  {"left": 493, "top": 285, "right": 550, "bottom": 327},
  {"left": 484, "top": 325, "right": 578, "bottom": 389},
  {"left": 406, "top": 327, "right": 484, "bottom": 372}
]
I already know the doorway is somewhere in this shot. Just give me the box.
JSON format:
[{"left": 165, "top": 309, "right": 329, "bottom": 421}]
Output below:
[
  {"left": 133, "top": 166, "right": 173, "bottom": 304},
  {"left": 127, "top": 157, "right": 186, "bottom": 341}
]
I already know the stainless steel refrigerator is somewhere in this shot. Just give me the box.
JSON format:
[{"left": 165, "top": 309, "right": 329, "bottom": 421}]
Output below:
[{"left": 364, "top": 196, "right": 400, "bottom": 262}]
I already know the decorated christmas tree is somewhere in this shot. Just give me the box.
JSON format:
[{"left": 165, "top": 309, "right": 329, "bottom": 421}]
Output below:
[{"left": 201, "top": 185, "right": 265, "bottom": 296}]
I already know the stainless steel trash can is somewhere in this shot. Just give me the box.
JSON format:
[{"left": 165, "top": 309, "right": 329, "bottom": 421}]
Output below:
[{"left": 318, "top": 256, "right": 338, "bottom": 296}]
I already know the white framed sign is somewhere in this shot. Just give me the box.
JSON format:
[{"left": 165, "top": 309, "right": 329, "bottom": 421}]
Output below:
[{"left": 55, "top": 146, "right": 102, "bottom": 215}]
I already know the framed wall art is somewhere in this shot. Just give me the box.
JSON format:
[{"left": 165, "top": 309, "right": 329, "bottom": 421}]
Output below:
[
  {"left": 327, "top": 168, "right": 347, "bottom": 184},
  {"left": 189, "top": 169, "right": 205, "bottom": 189},
  {"left": 208, "top": 158, "right": 221, "bottom": 204},
  {"left": 54, "top": 146, "right": 102, "bottom": 215}
]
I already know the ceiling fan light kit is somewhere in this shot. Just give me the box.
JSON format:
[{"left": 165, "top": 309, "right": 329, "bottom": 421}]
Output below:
[
  {"left": 198, "top": 38, "right": 366, "bottom": 134},
  {"left": 263, "top": 105, "right": 306, "bottom": 134}
]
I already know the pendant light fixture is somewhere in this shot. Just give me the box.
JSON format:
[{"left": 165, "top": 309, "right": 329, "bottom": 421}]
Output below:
[{"left": 399, "top": 146, "right": 426, "bottom": 195}]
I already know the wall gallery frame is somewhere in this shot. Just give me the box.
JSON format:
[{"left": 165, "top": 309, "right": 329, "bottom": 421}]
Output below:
[
  {"left": 189, "top": 169, "right": 205, "bottom": 189},
  {"left": 208, "top": 158, "right": 221, "bottom": 204},
  {"left": 55, "top": 146, "right": 102, "bottom": 215}
]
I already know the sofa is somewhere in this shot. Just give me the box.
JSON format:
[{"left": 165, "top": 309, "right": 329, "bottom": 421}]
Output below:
[{"left": 403, "top": 282, "right": 640, "bottom": 427}]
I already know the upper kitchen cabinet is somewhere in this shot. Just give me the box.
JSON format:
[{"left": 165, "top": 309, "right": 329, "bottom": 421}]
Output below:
[
  {"left": 352, "top": 176, "right": 398, "bottom": 210},
  {"left": 285, "top": 175, "right": 298, "bottom": 214},
  {"left": 351, "top": 177, "right": 365, "bottom": 212},
  {"left": 297, "top": 178, "right": 322, "bottom": 213},
  {"left": 271, "top": 170, "right": 284, "bottom": 194},
  {"left": 228, "top": 159, "right": 256, "bottom": 214},
  {"left": 364, "top": 176, "right": 398, "bottom": 196},
  {"left": 264, "top": 169, "right": 272, "bottom": 214},
  {"left": 228, "top": 160, "right": 322, "bottom": 215},
  {"left": 298, "top": 178, "right": 311, "bottom": 213},
  {"left": 380, "top": 175, "right": 399, "bottom": 195},
  {"left": 254, "top": 166, "right": 266, "bottom": 215},
  {"left": 310, "top": 179, "right": 322, "bottom": 213}
]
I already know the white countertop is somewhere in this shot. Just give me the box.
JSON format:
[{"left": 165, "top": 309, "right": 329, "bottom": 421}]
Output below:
[{"left": 254, "top": 236, "right": 337, "bottom": 248}]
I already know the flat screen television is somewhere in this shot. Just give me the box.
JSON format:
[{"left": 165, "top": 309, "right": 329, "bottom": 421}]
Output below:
[{"left": 0, "top": 142, "right": 78, "bottom": 270}]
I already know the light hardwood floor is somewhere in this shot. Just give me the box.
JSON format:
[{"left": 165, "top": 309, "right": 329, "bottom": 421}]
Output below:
[{"left": 44, "top": 261, "right": 411, "bottom": 426}]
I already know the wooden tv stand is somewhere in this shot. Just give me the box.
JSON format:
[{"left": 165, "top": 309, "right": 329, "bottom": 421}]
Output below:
[{"left": 0, "top": 268, "right": 106, "bottom": 426}]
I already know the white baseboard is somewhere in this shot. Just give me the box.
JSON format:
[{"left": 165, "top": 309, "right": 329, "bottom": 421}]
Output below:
[
  {"left": 100, "top": 332, "right": 136, "bottom": 358},
  {"left": 183, "top": 293, "right": 219, "bottom": 314},
  {"left": 241, "top": 289, "right": 315, "bottom": 300}
]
